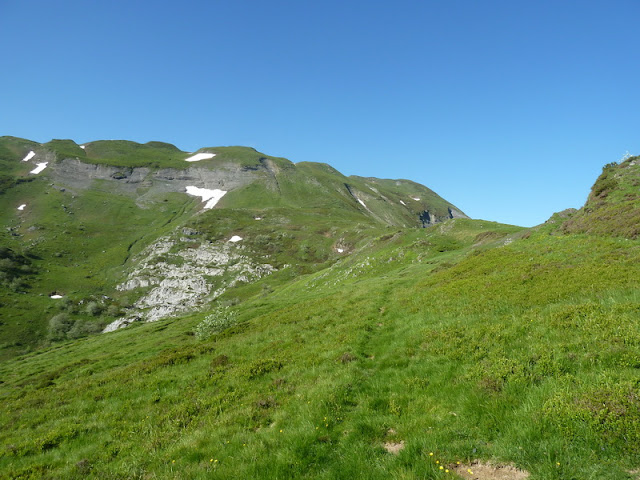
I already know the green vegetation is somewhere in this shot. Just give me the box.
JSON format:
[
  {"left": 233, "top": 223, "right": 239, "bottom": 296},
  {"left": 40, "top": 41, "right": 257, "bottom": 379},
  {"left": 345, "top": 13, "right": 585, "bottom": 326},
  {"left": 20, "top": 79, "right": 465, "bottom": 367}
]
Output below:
[
  {"left": 562, "top": 156, "right": 640, "bottom": 238},
  {"left": 1, "top": 137, "right": 639, "bottom": 478},
  {"left": 3, "top": 220, "right": 640, "bottom": 479}
]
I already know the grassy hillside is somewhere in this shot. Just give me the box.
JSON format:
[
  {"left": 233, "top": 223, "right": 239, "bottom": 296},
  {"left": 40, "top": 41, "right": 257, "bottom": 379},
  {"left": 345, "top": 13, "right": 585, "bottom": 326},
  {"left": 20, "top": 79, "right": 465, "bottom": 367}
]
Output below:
[
  {"left": 0, "top": 137, "right": 466, "bottom": 359},
  {"left": 3, "top": 215, "right": 640, "bottom": 479},
  {"left": 0, "top": 175, "right": 195, "bottom": 359},
  {"left": 4, "top": 138, "right": 640, "bottom": 478},
  {"left": 561, "top": 155, "right": 640, "bottom": 238}
]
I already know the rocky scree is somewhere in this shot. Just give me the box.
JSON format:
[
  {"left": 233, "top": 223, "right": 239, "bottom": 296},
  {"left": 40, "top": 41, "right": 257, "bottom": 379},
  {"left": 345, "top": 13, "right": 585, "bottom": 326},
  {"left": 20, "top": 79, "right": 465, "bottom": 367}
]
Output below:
[{"left": 104, "top": 232, "right": 275, "bottom": 331}]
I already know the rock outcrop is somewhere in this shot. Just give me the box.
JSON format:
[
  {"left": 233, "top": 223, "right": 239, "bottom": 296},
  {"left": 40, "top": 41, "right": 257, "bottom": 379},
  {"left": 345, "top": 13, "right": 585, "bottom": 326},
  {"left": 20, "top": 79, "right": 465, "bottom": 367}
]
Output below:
[{"left": 104, "top": 235, "right": 275, "bottom": 332}]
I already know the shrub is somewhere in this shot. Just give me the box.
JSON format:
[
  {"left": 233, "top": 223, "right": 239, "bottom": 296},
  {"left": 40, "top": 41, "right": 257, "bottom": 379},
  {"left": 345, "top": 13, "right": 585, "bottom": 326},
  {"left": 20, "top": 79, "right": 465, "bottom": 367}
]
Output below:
[
  {"left": 85, "top": 301, "right": 104, "bottom": 317},
  {"left": 67, "top": 319, "right": 103, "bottom": 339},
  {"left": 194, "top": 306, "right": 238, "bottom": 339},
  {"left": 48, "top": 314, "right": 103, "bottom": 341},
  {"left": 47, "top": 313, "right": 74, "bottom": 341}
]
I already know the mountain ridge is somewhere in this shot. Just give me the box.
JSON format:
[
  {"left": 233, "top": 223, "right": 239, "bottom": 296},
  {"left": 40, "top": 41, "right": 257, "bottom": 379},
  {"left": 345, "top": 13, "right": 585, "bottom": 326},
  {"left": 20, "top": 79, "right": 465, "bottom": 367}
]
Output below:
[
  {"left": 0, "top": 135, "right": 469, "bottom": 357},
  {"left": 1, "top": 136, "right": 467, "bottom": 224}
]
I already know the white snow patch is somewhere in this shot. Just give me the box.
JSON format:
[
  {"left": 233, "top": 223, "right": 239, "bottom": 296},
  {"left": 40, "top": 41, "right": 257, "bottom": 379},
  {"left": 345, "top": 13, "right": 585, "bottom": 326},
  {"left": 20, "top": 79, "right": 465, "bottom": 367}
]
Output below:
[
  {"left": 229, "top": 235, "right": 243, "bottom": 243},
  {"left": 22, "top": 151, "right": 35, "bottom": 162},
  {"left": 17, "top": 204, "right": 26, "bottom": 211},
  {"left": 357, "top": 198, "right": 367, "bottom": 208},
  {"left": 400, "top": 200, "right": 406, "bottom": 206},
  {"left": 185, "top": 186, "right": 227, "bottom": 209},
  {"left": 337, "top": 248, "right": 344, "bottom": 253},
  {"left": 30, "top": 162, "right": 48, "bottom": 174},
  {"left": 254, "top": 217, "right": 262, "bottom": 220},
  {"left": 185, "top": 152, "right": 216, "bottom": 162},
  {"left": 80, "top": 145, "right": 86, "bottom": 149},
  {"left": 411, "top": 197, "right": 420, "bottom": 201},
  {"left": 50, "top": 294, "right": 63, "bottom": 299}
]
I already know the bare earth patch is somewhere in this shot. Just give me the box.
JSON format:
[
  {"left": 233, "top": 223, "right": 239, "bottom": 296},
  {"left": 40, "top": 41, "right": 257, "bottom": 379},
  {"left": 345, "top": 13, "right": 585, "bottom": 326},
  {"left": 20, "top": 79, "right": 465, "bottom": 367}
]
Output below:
[
  {"left": 454, "top": 461, "right": 529, "bottom": 480},
  {"left": 383, "top": 441, "right": 405, "bottom": 454}
]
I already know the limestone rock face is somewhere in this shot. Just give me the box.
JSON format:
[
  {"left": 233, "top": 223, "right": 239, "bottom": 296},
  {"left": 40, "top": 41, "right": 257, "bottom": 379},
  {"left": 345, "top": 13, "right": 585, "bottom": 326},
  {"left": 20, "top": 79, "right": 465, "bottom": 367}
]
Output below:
[
  {"left": 104, "top": 236, "right": 275, "bottom": 332},
  {"left": 48, "top": 158, "right": 276, "bottom": 205}
]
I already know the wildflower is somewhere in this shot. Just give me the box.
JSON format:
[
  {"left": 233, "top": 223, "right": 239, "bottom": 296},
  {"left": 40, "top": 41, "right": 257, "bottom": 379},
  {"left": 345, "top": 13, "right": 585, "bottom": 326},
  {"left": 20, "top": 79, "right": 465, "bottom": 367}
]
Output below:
[
  {"left": 445, "top": 469, "right": 449, "bottom": 473},
  {"left": 429, "top": 452, "right": 434, "bottom": 456},
  {"left": 467, "top": 469, "right": 473, "bottom": 474},
  {"left": 172, "top": 460, "right": 175, "bottom": 464},
  {"left": 436, "top": 460, "right": 440, "bottom": 464},
  {"left": 280, "top": 429, "right": 283, "bottom": 433},
  {"left": 210, "top": 459, "right": 213, "bottom": 462},
  {"left": 439, "top": 466, "right": 444, "bottom": 470}
]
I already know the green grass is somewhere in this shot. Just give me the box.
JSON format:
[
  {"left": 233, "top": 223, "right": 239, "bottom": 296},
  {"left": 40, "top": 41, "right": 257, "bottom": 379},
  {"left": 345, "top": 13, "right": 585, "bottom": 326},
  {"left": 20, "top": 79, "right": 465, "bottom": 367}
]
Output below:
[
  {"left": 562, "top": 156, "right": 640, "bottom": 238},
  {"left": 0, "top": 172, "right": 197, "bottom": 360},
  {"left": 3, "top": 139, "right": 640, "bottom": 478},
  {"left": 2, "top": 221, "right": 640, "bottom": 479},
  {"left": 0, "top": 136, "right": 470, "bottom": 360}
]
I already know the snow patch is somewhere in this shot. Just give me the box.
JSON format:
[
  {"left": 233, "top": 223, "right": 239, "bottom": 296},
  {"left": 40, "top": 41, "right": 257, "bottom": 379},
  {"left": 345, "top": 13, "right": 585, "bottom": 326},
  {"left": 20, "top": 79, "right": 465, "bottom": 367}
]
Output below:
[
  {"left": 337, "top": 248, "right": 344, "bottom": 253},
  {"left": 254, "top": 217, "right": 262, "bottom": 220},
  {"left": 30, "top": 162, "right": 48, "bottom": 174},
  {"left": 185, "top": 186, "right": 227, "bottom": 208},
  {"left": 357, "top": 198, "right": 367, "bottom": 208},
  {"left": 50, "top": 294, "right": 63, "bottom": 299},
  {"left": 17, "top": 204, "right": 26, "bottom": 211},
  {"left": 80, "top": 145, "right": 86, "bottom": 150},
  {"left": 185, "top": 152, "right": 216, "bottom": 162},
  {"left": 229, "top": 235, "right": 243, "bottom": 243},
  {"left": 22, "top": 151, "right": 35, "bottom": 162},
  {"left": 399, "top": 200, "right": 406, "bottom": 206},
  {"left": 411, "top": 197, "right": 420, "bottom": 201}
]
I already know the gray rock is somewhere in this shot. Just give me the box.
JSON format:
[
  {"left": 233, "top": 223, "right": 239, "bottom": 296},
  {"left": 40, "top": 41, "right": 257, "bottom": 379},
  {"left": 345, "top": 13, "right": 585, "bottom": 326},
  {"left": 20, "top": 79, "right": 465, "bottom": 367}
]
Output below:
[{"left": 104, "top": 235, "right": 275, "bottom": 332}]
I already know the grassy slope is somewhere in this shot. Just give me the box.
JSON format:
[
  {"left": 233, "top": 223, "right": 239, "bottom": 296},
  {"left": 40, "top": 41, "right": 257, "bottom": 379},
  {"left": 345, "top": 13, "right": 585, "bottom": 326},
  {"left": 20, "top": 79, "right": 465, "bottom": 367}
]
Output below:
[
  {"left": 0, "top": 174, "right": 195, "bottom": 359},
  {"left": 4, "top": 139, "right": 640, "bottom": 478},
  {"left": 562, "top": 155, "right": 640, "bottom": 238},
  {"left": 0, "top": 137, "right": 205, "bottom": 359},
  {"left": 0, "top": 137, "right": 466, "bottom": 360},
  {"left": 7, "top": 217, "right": 640, "bottom": 479}
]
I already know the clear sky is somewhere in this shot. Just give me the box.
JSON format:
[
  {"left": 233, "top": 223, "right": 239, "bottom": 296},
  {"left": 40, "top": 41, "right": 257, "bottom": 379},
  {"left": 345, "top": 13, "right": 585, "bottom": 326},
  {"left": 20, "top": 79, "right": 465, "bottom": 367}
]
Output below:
[{"left": 1, "top": 0, "right": 638, "bottom": 227}]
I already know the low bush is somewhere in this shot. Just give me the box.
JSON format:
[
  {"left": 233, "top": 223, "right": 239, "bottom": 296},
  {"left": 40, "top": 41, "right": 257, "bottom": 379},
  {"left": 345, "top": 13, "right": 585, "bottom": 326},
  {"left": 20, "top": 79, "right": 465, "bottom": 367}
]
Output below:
[{"left": 194, "top": 306, "right": 238, "bottom": 339}]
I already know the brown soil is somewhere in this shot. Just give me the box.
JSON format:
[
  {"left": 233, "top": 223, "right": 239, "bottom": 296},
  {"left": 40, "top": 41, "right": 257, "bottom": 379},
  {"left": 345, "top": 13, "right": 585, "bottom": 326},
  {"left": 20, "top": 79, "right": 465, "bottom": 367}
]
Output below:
[
  {"left": 383, "top": 441, "right": 405, "bottom": 455},
  {"left": 454, "top": 461, "right": 529, "bottom": 480}
]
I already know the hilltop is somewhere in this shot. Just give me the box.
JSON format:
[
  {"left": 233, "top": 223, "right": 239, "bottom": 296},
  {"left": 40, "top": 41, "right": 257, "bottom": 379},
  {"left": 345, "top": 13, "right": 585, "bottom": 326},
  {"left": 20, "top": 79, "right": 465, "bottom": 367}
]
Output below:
[{"left": 1, "top": 138, "right": 640, "bottom": 479}]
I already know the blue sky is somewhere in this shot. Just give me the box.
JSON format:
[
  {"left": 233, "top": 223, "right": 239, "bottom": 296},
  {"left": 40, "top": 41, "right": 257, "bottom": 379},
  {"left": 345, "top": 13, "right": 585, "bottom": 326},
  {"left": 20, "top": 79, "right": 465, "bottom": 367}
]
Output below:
[{"left": 1, "top": 0, "right": 639, "bottom": 226}]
